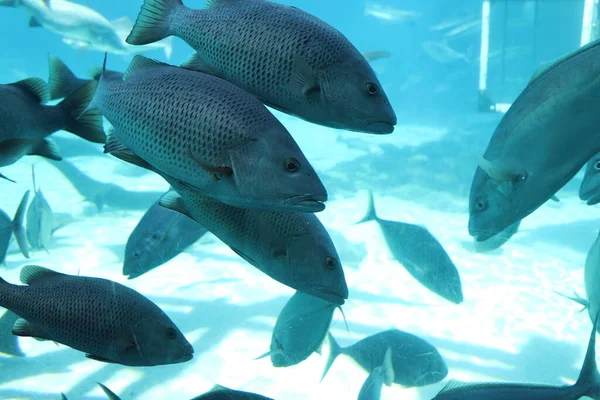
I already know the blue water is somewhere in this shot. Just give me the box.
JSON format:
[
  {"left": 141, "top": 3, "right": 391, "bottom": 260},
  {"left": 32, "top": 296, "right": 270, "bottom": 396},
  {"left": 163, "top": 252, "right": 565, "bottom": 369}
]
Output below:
[{"left": 0, "top": 0, "right": 598, "bottom": 399}]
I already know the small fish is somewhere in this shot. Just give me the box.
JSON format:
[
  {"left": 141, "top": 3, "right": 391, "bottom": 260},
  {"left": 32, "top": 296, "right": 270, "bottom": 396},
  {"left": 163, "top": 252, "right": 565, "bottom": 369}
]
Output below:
[
  {"left": 0, "top": 265, "right": 193, "bottom": 366},
  {"left": 431, "top": 312, "right": 600, "bottom": 399},
  {"left": 0, "top": 0, "right": 127, "bottom": 53},
  {"left": 191, "top": 385, "right": 273, "bottom": 400},
  {"left": 473, "top": 221, "right": 521, "bottom": 253},
  {"left": 468, "top": 39, "right": 600, "bottom": 241},
  {"left": 364, "top": 3, "right": 422, "bottom": 23},
  {"left": 422, "top": 40, "right": 469, "bottom": 64},
  {"left": 256, "top": 291, "right": 336, "bottom": 367},
  {"left": 92, "top": 55, "right": 327, "bottom": 213},
  {"left": 108, "top": 150, "right": 348, "bottom": 305},
  {"left": 357, "top": 347, "right": 394, "bottom": 400},
  {"left": 358, "top": 191, "right": 463, "bottom": 304},
  {"left": 26, "top": 165, "right": 54, "bottom": 251},
  {"left": 0, "top": 190, "right": 30, "bottom": 263},
  {"left": 0, "top": 72, "right": 105, "bottom": 181},
  {"left": 126, "top": 0, "right": 396, "bottom": 134},
  {"left": 124, "top": 192, "right": 209, "bottom": 279},
  {"left": 580, "top": 153, "right": 600, "bottom": 205},
  {"left": 322, "top": 329, "right": 448, "bottom": 387}
]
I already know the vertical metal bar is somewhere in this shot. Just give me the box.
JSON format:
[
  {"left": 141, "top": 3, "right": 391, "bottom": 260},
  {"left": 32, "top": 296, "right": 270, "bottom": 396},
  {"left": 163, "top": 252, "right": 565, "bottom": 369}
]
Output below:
[{"left": 479, "top": 0, "right": 491, "bottom": 92}]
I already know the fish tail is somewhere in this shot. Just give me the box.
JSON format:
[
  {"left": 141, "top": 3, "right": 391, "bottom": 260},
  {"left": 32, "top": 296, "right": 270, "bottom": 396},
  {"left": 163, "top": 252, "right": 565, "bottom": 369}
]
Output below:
[
  {"left": 126, "top": 0, "right": 183, "bottom": 46},
  {"left": 58, "top": 80, "right": 106, "bottom": 144},
  {"left": 356, "top": 190, "right": 378, "bottom": 224},
  {"left": 47, "top": 54, "right": 89, "bottom": 100},
  {"left": 576, "top": 311, "right": 600, "bottom": 399},
  {"left": 321, "top": 332, "right": 342, "bottom": 382},
  {"left": 12, "top": 190, "right": 30, "bottom": 259}
]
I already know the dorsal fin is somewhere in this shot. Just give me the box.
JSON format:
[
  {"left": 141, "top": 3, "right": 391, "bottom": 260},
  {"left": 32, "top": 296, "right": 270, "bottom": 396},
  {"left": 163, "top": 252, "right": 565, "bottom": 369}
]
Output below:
[
  {"left": 10, "top": 78, "right": 50, "bottom": 103},
  {"left": 208, "top": 384, "right": 227, "bottom": 393},
  {"left": 123, "top": 55, "right": 167, "bottom": 80},
  {"left": 20, "top": 265, "right": 66, "bottom": 285},
  {"left": 205, "top": 0, "right": 244, "bottom": 9},
  {"left": 356, "top": 190, "right": 378, "bottom": 223},
  {"left": 97, "top": 383, "right": 122, "bottom": 400}
]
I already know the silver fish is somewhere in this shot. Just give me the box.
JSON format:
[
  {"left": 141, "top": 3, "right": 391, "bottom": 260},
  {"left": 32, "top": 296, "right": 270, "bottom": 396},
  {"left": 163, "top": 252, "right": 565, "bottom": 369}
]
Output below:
[
  {"left": 26, "top": 165, "right": 54, "bottom": 251},
  {"left": 580, "top": 153, "right": 600, "bottom": 205},
  {"left": 126, "top": 0, "right": 396, "bottom": 134},
  {"left": 0, "top": 265, "right": 193, "bottom": 366},
  {"left": 357, "top": 347, "right": 394, "bottom": 400},
  {"left": 422, "top": 40, "right": 469, "bottom": 64},
  {"left": 257, "top": 291, "right": 336, "bottom": 367},
  {"left": 92, "top": 55, "right": 327, "bottom": 213},
  {"left": 0, "top": 190, "right": 30, "bottom": 263},
  {"left": 469, "top": 39, "right": 600, "bottom": 241}
]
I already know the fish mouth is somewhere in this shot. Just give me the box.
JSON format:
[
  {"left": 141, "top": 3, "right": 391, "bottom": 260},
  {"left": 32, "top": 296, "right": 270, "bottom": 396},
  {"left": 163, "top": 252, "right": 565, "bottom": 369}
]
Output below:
[
  {"left": 284, "top": 194, "right": 327, "bottom": 212},
  {"left": 586, "top": 192, "right": 600, "bottom": 206},
  {"left": 365, "top": 121, "right": 395, "bottom": 134},
  {"left": 312, "top": 290, "right": 346, "bottom": 305}
]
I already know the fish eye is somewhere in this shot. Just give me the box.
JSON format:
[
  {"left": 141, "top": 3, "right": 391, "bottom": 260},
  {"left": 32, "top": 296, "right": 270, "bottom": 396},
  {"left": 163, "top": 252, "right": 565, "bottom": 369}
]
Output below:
[
  {"left": 474, "top": 198, "right": 488, "bottom": 211},
  {"left": 283, "top": 157, "right": 301, "bottom": 173},
  {"left": 365, "top": 82, "right": 379, "bottom": 95},
  {"left": 514, "top": 172, "right": 527, "bottom": 182},
  {"left": 133, "top": 251, "right": 140, "bottom": 259},
  {"left": 595, "top": 161, "right": 600, "bottom": 171},
  {"left": 165, "top": 327, "right": 177, "bottom": 340},
  {"left": 325, "top": 256, "right": 338, "bottom": 270}
]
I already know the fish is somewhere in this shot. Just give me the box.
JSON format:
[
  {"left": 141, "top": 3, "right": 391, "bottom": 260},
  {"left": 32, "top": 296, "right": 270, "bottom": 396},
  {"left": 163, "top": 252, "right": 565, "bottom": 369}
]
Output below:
[
  {"left": 580, "top": 153, "right": 600, "bottom": 205},
  {"left": 107, "top": 149, "right": 348, "bottom": 305},
  {"left": 126, "top": 0, "right": 397, "bottom": 134},
  {"left": 92, "top": 55, "right": 327, "bottom": 213},
  {"left": 473, "top": 220, "right": 521, "bottom": 253},
  {"left": 26, "top": 165, "right": 54, "bottom": 251},
  {"left": 0, "top": 0, "right": 127, "bottom": 54},
  {"left": 0, "top": 265, "right": 193, "bottom": 366},
  {"left": 357, "top": 347, "right": 394, "bottom": 400},
  {"left": 422, "top": 40, "right": 469, "bottom": 64},
  {"left": 322, "top": 329, "right": 448, "bottom": 387},
  {"left": 0, "top": 310, "right": 25, "bottom": 356},
  {"left": 361, "top": 51, "right": 391, "bottom": 63},
  {"left": 358, "top": 191, "right": 463, "bottom": 304},
  {"left": 61, "top": 15, "right": 173, "bottom": 59},
  {"left": 0, "top": 190, "right": 30, "bottom": 263},
  {"left": 256, "top": 291, "right": 336, "bottom": 367},
  {"left": 431, "top": 311, "right": 600, "bottom": 399},
  {"left": 124, "top": 192, "right": 209, "bottom": 279},
  {"left": 0, "top": 74, "right": 105, "bottom": 181},
  {"left": 580, "top": 231, "right": 600, "bottom": 333},
  {"left": 364, "top": 3, "right": 422, "bottom": 23},
  {"left": 468, "top": 39, "right": 600, "bottom": 241},
  {"left": 191, "top": 385, "right": 273, "bottom": 400}
]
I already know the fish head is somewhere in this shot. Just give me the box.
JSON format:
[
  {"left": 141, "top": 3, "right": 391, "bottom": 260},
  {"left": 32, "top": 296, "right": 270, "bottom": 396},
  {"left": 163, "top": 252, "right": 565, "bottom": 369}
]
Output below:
[
  {"left": 580, "top": 153, "right": 600, "bottom": 205},
  {"left": 269, "top": 336, "right": 297, "bottom": 367},
  {"left": 319, "top": 58, "right": 396, "bottom": 134},
  {"left": 124, "top": 318, "right": 194, "bottom": 366},
  {"left": 228, "top": 133, "right": 327, "bottom": 212},
  {"left": 123, "top": 233, "right": 163, "bottom": 279},
  {"left": 277, "top": 231, "right": 348, "bottom": 305},
  {"left": 468, "top": 167, "right": 524, "bottom": 242}
]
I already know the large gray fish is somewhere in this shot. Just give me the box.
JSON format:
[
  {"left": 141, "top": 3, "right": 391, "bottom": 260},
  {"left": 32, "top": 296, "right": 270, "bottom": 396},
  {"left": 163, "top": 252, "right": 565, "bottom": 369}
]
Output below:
[
  {"left": 124, "top": 192, "right": 209, "bottom": 279},
  {"left": 256, "top": 291, "right": 336, "bottom": 367},
  {"left": 322, "top": 329, "right": 448, "bottom": 387},
  {"left": 357, "top": 347, "right": 394, "bottom": 400},
  {"left": 0, "top": 190, "right": 30, "bottom": 263},
  {"left": 108, "top": 150, "right": 347, "bottom": 305},
  {"left": 569, "top": 231, "right": 600, "bottom": 332},
  {"left": 0, "top": 0, "right": 127, "bottom": 54},
  {"left": 358, "top": 191, "right": 463, "bottom": 304},
  {"left": 26, "top": 165, "right": 54, "bottom": 251},
  {"left": 0, "top": 265, "right": 193, "bottom": 366},
  {"left": 126, "top": 0, "right": 396, "bottom": 134},
  {"left": 468, "top": 39, "right": 600, "bottom": 241},
  {"left": 431, "top": 312, "right": 600, "bottom": 400},
  {"left": 91, "top": 55, "right": 327, "bottom": 213},
  {"left": 0, "top": 74, "right": 105, "bottom": 182},
  {"left": 580, "top": 153, "right": 600, "bottom": 205}
]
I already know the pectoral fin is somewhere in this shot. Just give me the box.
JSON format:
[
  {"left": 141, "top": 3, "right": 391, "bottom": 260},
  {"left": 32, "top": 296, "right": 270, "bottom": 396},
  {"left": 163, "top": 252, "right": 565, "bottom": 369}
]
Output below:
[{"left": 477, "top": 155, "right": 525, "bottom": 182}]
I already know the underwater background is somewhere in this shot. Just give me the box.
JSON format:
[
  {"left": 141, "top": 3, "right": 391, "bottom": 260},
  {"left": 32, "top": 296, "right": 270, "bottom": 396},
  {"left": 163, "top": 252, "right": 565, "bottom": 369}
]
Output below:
[{"left": 1, "top": 0, "right": 599, "bottom": 399}]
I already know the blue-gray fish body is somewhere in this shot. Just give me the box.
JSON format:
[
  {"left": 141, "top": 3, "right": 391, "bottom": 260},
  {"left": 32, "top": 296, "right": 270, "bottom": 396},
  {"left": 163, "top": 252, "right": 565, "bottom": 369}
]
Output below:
[
  {"left": 124, "top": 192, "right": 208, "bottom": 279},
  {"left": 323, "top": 329, "right": 447, "bottom": 387},
  {"left": 93, "top": 56, "right": 327, "bottom": 213},
  {"left": 0, "top": 76, "right": 105, "bottom": 176},
  {"left": 359, "top": 191, "right": 462, "bottom": 304},
  {"left": 432, "top": 312, "right": 600, "bottom": 400},
  {"left": 0, "top": 210, "right": 12, "bottom": 264},
  {"left": 0, "top": 265, "right": 193, "bottom": 366},
  {"left": 580, "top": 153, "right": 600, "bottom": 205},
  {"left": 357, "top": 347, "right": 394, "bottom": 400},
  {"left": 26, "top": 167, "right": 54, "bottom": 251},
  {"left": 473, "top": 220, "right": 521, "bottom": 253},
  {"left": 259, "top": 291, "right": 336, "bottom": 367},
  {"left": 191, "top": 385, "right": 273, "bottom": 400},
  {"left": 585, "top": 232, "right": 600, "bottom": 333},
  {"left": 468, "top": 39, "right": 600, "bottom": 241},
  {"left": 126, "top": 0, "right": 396, "bottom": 134}
]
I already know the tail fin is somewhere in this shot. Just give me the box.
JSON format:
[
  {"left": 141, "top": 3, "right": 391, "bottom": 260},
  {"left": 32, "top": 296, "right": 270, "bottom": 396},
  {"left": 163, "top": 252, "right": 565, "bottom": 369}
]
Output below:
[
  {"left": 356, "top": 190, "right": 378, "bottom": 224},
  {"left": 97, "top": 382, "right": 122, "bottom": 400},
  {"left": 575, "top": 310, "right": 600, "bottom": 399},
  {"left": 321, "top": 332, "right": 342, "bottom": 382},
  {"left": 12, "top": 190, "right": 30, "bottom": 259},
  {"left": 47, "top": 54, "right": 90, "bottom": 100},
  {"left": 58, "top": 80, "right": 106, "bottom": 144},
  {"left": 126, "top": 0, "right": 183, "bottom": 45}
]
